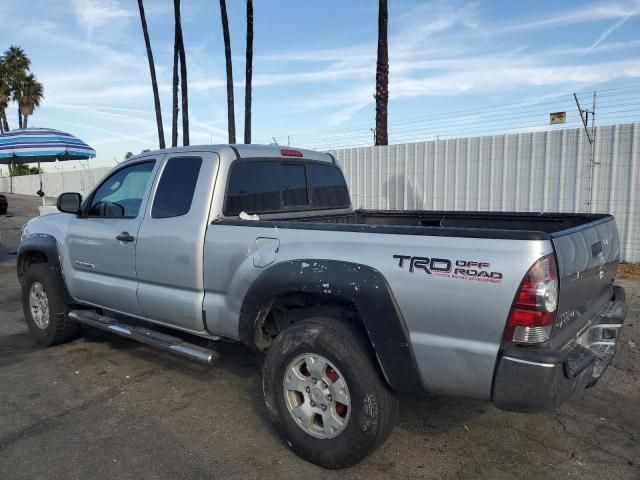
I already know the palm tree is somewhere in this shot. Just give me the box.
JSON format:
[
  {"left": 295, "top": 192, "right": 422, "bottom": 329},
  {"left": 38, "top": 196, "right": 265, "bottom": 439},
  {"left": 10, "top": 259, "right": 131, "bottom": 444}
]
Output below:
[
  {"left": 137, "top": 0, "right": 166, "bottom": 149},
  {"left": 2, "top": 46, "right": 31, "bottom": 82},
  {"left": 174, "top": 0, "right": 189, "bottom": 145},
  {"left": 219, "top": 0, "right": 236, "bottom": 143},
  {"left": 375, "top": 0, "right": 388, "bottom": 146},
  {"left": 171, "top": 28, "right": 180, "bottom": 147},
  {"left": 0, "top": 63, "right": 11, "bottom": 132},
  {"left": 18, "top": 74, "right": 44, "bottom": 128},
  {"left": 0, "top": 96, "right": 9, "bottom": 132},
  {"left": 3, "top": 46, "right": 31, "bottom": 129},
  {"left": 244, "top": 0, "right": 253, "bottom": 144}
]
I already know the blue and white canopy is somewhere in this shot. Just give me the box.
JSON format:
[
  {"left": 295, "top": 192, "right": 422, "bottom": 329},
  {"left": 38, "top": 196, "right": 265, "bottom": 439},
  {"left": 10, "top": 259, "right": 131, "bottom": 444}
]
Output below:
[{"left": 0, "top": 128, "right": 96, "bottom": 164}]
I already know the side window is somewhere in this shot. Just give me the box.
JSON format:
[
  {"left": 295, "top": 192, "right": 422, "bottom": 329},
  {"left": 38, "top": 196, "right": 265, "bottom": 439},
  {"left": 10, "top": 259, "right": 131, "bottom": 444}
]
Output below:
[
  {"left": 152, "top": 157, "right": 202, "bottom": 218},
  {"left": 308, "top": 164, "right": 350, "bottom": 208},
  {"left": 89, "top": 162, "right": 155, "bottom": 218}
]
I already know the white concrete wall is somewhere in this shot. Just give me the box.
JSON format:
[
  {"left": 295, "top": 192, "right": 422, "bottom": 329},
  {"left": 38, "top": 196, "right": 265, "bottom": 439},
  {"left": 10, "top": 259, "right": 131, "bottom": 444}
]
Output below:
[{"left": 0, "top": 167, "right": 111, "bottom": 198}]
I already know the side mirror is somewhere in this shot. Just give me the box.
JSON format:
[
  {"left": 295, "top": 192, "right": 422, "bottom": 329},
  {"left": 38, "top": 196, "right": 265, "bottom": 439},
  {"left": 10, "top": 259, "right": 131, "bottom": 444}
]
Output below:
[{"left": 57, "top": 192, "right": 82, "bottom": 214}]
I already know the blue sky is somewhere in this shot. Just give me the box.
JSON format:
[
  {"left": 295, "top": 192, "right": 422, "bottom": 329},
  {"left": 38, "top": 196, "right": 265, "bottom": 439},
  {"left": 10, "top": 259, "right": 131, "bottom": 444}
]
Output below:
[{"left": 1, "top": 0, "right": 639, "bottom": 171}]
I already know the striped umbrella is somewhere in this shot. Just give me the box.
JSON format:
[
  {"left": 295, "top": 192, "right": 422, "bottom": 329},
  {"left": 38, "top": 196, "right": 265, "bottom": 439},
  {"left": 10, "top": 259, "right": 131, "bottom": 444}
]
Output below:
[
  {"left": 0, "top": 128, "right": 95, "bottom": 163},
  {"left": 0, "top": 128, "right": 96, "bottom": 201}
]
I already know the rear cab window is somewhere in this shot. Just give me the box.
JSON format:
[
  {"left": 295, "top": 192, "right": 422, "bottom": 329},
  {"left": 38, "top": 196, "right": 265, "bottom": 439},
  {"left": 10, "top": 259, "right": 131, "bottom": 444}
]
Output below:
[
  {"left": 224, "top": 160, "right": 349, "bottom": 216},
  {"left": 307, "top": 163, "right": 350, "bottom": 209}
]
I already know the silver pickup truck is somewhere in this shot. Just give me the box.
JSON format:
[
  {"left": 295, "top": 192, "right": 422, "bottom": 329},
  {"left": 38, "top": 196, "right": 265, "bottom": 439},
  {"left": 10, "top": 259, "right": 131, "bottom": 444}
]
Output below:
[{"left": 17, "top": 144, "right": 626, "bottom": 468}]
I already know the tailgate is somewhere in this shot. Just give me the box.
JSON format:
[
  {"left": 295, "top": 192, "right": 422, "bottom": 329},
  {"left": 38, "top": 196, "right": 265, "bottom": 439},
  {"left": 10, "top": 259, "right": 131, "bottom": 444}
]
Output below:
[{"left": 550, "top": 215, "right": 620, "bottom": 347}]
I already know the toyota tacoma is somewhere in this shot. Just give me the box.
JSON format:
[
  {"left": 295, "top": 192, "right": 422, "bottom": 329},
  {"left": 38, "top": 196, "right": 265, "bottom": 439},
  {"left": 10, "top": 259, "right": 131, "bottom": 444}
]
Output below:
[{"left": 17, "top": 144, "right": 626, "bottom": 468}]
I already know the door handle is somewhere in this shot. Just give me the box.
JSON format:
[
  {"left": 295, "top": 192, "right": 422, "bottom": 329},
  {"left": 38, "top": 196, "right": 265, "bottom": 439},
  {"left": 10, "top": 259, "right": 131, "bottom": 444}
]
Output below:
[
  {"left": 116, "top": 232, "right": 135, "bottom": 243},
  {"left": 74, "top": 261, "right": 95, "bottom": 269}
]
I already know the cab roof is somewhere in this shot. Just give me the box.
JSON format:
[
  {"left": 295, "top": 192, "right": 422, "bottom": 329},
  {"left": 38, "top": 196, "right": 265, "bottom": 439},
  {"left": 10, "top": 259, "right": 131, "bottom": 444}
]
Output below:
[{"left": 126, "top": 144, "right": 335, "bottom": 165}]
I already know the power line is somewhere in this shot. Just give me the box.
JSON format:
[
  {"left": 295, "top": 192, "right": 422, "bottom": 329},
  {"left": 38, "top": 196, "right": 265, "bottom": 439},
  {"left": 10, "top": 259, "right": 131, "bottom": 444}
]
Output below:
[{"left": 257, "top": 83, "right": 640, "bottom": 149}]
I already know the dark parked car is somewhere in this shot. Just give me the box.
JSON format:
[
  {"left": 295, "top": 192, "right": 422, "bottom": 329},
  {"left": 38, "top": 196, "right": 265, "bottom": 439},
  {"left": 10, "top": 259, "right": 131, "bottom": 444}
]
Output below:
[{"left": 0, "top": 194, "right": 7, "bottom": 215}]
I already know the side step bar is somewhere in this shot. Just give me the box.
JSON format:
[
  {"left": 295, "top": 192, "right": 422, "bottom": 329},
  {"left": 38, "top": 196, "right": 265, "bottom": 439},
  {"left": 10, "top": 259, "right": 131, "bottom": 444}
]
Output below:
[{"left": 68, "top": 310, "right": 219, "bottom": 365}]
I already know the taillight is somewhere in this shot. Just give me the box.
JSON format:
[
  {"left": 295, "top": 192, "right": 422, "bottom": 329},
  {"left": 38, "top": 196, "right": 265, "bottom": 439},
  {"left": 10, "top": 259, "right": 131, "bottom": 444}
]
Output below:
[{"left": 503, "top": 254, "right": 558, "bottom": 344}]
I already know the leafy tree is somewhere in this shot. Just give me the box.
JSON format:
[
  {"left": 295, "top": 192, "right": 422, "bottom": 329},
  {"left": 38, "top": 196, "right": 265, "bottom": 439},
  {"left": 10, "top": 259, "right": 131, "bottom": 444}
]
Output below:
[
  {"left": 0, "top": 46, "right": 44, "bottom": 131},
  {"left": 0, "top": 62, "right": 11, "bottom": 132},
  {"left": 18, "top": 73, "right": 44, "bottom": 128},
  {"left": 2, "top": 46, "right": 31, "bottom": 129},
  {"left": 9, "top": 163, "right": 40, "bottom": 176}
]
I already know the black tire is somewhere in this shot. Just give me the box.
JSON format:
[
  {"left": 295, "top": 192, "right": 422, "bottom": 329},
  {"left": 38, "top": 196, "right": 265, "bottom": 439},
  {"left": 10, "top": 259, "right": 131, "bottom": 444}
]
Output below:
[
  {"left": 21, "top": 263, "right": 79, "bottom": 346},
  {"left": 0, "top": 205, "right": 7, "bottom": 215},
  {"left": 262, "top": 317, "right": 398, "bottom": 469}
]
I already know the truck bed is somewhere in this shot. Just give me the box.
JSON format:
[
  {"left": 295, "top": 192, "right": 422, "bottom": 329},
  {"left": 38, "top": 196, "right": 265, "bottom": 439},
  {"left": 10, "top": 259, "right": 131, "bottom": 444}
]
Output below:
[
  {"left": 221, "top": 210, "right": 612, "bottom": 240},
  {"left": 214, "top": 207, "right": 619, "bottom": 399}
]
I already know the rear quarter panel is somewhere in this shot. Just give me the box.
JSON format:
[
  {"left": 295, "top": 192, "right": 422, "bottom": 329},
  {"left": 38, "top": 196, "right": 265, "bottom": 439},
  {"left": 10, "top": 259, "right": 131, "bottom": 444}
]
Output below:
[{"left": 203, "top": 224, "right": 553, "bottom": 400}]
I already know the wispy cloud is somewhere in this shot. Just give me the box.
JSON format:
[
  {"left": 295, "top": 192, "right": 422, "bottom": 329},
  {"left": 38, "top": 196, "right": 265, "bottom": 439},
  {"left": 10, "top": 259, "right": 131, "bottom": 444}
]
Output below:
[
  {"left": 550, "top": 39, "right": 640, "bottom": 56},
  {"left": 253, "top": 0, "right": 640, "bottom": 125},
  {"left": 390, "top": 59, "right": 640, "bottom": 97},
  {"left": 581, "top": 10, "right": 639, "bottom": 56},
  {"left": 492, "top": 0, "right": 640, "bottom": 33},
  {"left": 70, "top": 0, "right": 133, "bottom": 39},
  {"left": 5, "top": 0, "right": 640, "bottom": 161}
]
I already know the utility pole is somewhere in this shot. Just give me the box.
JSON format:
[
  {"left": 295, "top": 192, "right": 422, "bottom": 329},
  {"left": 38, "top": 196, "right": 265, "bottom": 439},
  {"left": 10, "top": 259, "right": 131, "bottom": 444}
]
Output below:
[
  {"left": 53, "top": 164, "right": 65, "bottom": 193},
  {"left": 79, "top": 159, "right": 91, "bottom": 195},
  {"left": 573, "top": 91, "right": 597, "bottom": 212}
]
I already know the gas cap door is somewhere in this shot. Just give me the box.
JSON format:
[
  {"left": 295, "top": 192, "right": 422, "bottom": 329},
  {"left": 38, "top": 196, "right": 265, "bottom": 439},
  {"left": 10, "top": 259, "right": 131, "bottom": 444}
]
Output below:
[{"left": 252, "top": 237, "right": 280, "bottom": 267}]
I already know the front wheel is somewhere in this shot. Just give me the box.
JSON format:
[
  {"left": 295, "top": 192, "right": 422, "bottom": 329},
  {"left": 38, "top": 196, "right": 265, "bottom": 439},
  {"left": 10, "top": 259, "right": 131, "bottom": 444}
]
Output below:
[
  {"left": 262, "top": 317, "right": 398, "bottom": 469},
  {"left": 21, "top": 263, "right": 79, "bottom": 346}
]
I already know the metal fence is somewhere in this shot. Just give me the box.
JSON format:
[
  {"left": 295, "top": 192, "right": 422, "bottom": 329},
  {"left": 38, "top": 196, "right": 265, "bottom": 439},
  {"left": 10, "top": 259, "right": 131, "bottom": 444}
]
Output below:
[
  {"left": 1, "top": 122, "right": 638, "bottom": 262},
  {"left": 334, "top": 122, "right": 639, "bottom": 262}
]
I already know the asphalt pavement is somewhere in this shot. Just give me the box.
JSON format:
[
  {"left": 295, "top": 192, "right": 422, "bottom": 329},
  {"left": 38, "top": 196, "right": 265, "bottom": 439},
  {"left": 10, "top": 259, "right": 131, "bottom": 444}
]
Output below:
[{"left": 0, "top": 194, "right": 638, "bottom": 479}]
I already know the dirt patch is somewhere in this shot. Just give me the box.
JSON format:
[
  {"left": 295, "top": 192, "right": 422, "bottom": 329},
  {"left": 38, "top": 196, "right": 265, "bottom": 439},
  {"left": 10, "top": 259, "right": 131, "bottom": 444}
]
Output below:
[{"left": 618, "top": 263, "right": 640, "bottom": 280}]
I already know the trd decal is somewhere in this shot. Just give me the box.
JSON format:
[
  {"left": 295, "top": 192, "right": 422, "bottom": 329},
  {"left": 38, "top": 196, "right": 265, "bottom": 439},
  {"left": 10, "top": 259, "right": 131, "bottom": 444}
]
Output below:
[
  {"left": 394, "top": 255, "right": 503, "bottom": 284},
  {"left": 393, "top": 255, "right": 451, "bottom": 274}
]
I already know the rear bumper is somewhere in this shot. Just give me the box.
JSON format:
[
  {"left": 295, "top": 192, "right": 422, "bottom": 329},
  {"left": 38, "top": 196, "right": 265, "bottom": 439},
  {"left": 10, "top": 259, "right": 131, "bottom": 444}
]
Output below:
[{"left": 492, "top": 285, "right": 626, "bottom": 412}]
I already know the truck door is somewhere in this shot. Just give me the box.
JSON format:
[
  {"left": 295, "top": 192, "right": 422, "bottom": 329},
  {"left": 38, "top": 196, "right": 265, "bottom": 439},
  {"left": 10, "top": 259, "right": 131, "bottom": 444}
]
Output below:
[
  {"left": 65, "top": 160, "right": 158, "bottom": 315},
  {"left": 135, "top": 152, "right": 219, "bottom": 332}
]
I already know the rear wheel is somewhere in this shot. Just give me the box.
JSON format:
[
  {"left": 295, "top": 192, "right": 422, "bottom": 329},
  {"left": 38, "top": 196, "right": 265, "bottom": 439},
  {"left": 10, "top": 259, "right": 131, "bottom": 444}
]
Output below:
[
  {"left": 262, "top": 317, "right": 398, "bottom": 469},
  {"left": 21, "top": 263, "right": 79, "bottom": 346}
]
